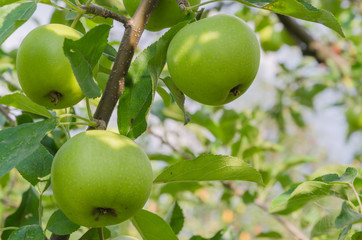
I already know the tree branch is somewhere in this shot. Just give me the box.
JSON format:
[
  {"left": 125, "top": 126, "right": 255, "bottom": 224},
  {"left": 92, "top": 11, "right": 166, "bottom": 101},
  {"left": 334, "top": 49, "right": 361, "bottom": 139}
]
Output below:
[
  {"left": 90, "top": 0, "right": 160, "bottom": 129},
  {"left": 277, "top": 14, "right": 350, "bottom": 71},
  {"left": 80, "top": 3, "right": 129, "bottom": 25},
  {"left": 0, "top": 105, "right": 15, "bottom": 126}
]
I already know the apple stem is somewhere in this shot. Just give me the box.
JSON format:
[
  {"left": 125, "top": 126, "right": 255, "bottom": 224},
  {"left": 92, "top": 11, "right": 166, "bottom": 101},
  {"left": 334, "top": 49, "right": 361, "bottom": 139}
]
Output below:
[
  {"left": 71, "top": 13, "right": 82, "bottom": 28},
  {"left": 98, "top": 228, "right": 104, "bottom": 240}
]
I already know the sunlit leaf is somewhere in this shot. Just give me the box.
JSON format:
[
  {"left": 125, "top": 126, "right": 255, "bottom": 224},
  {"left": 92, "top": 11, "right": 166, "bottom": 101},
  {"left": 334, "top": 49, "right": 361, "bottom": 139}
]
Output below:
[
  {"left": 154, "top": 154, "right": 263, "bottom": 184},
  {"left": 0, "top": 2, "right": 36, "bottom": 44},
  {"left": 270, "top": 181, "right": 348, "bottom": 214}
]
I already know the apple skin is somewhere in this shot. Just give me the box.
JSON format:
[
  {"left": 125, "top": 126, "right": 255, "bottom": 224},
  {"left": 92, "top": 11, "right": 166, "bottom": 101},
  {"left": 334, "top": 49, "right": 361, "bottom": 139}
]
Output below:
[
  {"left": 51, "top": 130, "right": 153, "bottom": 227},
  {"left": 166, "top": 14, "right": 260, "bottom": 105},
  {"left": 123, "top": 0, "right": 201, "bottom": 32},
  {"left": 16, "top": 24, "right": 84, "bottom": 109}
]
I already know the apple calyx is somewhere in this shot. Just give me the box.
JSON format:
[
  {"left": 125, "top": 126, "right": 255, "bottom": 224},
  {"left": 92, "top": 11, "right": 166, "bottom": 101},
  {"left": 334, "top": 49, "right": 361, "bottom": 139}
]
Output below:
[
  {"left": 92, "top": 207, "right": 117, "bottom": 221},
  {"left": 48, "top": 91, "right": 63, "bottom": 106},
  {"left": 230, "top": 85, "right": 241, "bottom": 96}
]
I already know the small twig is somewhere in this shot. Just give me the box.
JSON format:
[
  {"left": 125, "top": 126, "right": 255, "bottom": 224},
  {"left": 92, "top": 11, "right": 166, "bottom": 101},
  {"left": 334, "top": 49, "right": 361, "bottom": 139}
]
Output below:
[
  {"left": 147, "top": 128, "right": 193, "bottom": 160},
  {"left": 254, "top": 199, "right": 308, "bottom": 240},
  {"left": 57, "top": 113, "right": 94, "bottom": 124},
  {"left": 85, "top": 98, "right": 93, "bottom": 121},
  {"left": 90, "top": 0, "right": 160, "bottom": 129},
  {"left": 71, "top": 13, "right": 83, "bottom": 28},
  {"left": 223, "top": 182, "right": 308, "bottom": 240},
  {"left": 349, "top": 183, "right": 362, "bottom": 213},
  {"left": 80, "top": 3, "right": 129, "bottom": 25},
  {"left": 0, "top": 105, "right": 15, "bottom": 125},
  {"left": 176, "top": 0, "right": 190, "bottom": 10}
]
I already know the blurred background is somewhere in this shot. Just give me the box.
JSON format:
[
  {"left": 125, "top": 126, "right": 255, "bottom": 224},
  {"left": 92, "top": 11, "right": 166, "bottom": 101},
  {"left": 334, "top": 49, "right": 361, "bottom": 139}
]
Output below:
[{"left": 0, "top": 0, "right": 361, "bottom": 239}]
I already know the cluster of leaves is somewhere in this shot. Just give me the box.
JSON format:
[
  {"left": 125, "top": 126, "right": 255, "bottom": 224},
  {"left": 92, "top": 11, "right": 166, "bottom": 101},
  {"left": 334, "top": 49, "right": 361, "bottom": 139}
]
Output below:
[{"left": 0, "top": 0, "right": 361, "bottom": 239}]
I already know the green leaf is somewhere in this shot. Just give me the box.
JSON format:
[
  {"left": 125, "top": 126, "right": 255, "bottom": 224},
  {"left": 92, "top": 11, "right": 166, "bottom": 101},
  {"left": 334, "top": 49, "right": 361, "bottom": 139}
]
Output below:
[
  {"left": 64, "top": 24, "right": 111, "bottom": 98},
  {"left": 311, "top": 213, "right": 338, "bottom": 238},
  {"left": 161, "top": 76, "right": 190, "bottom": 124},
  {"left": 118, "top": 20, "right": 190, "bottom": 139},
  {"left": 103, "top": 44, "right": 117, "bottom": 61},
  {"left": 132, "top": 209, "right": 178, "bottom": 240},
  {"left": 154, "top": 154, "right": 263, "bottom": 184},
  {"left": 16, "top": 144, "right": 53, "bottom": 186},
  {"left": 352, "top": 232, "right": 362, "bottom": 240},
  {"left": 338, "top": 225, "right": 352, "bottom": 240},
  {"left": 256, "top": 231, "right": 282, "bottom": 238},
  {"left": 46, "top": 209, "right": 80, "bottom": 235},
  {"left": 0, "top": 92, "right": 52, "bottom": 118},
  {"left": 270, "top": 181, "right": 348, "bottom": 214},
  {"left": 314, "top": 167, "right": 358, "bottom": 185},
  {"left": 289, "top": 106, "right": 305, "bottom": 127},
  {"left": 236, "top": 0, "right": 344, "bottom": 36},
  {"left": 0, "top": 118, "right": 57, "bottom": 177},
  {"left": 0, "top": 2, "right": 36, "bottom": 44},
  {"left": 0, "top": 171, "right": 10, "bottom": 188},
  {"left": 8, "top": 225, "right": 43, "bottom": 240},
  {"left": 2, "top": 187, "right": 39, "bottom": 240},
  {"left": 309, "top": 164, "right": 361, "bottom": 180},
  {"left": 189, "top": 110, "right": 220, "bottom": 138},
  {"left": 219, "top": 110, "right": 240, "bottom": 144},
  {"left": 165, "top": 202, "right": 184, "bottom": 235},
  {"left": 79, "top": 227, "right": 111, "bottom": 240},
  {"left": 294, "top": 84, "right": 327, "bottom": 108},
  {"left": 335, "top": 202, "right": 362, "bottom": 229},
  {"left": 156, "top": 86, "right": 172, "bottom": 107}
]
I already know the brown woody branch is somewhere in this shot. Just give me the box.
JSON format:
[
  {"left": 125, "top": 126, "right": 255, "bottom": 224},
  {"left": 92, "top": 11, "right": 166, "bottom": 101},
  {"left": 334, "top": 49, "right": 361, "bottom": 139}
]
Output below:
[
  {"left": 90, "top": 0, "right": 160, "bottom": 129},
  {"left": 222, "top": 182, "right": 308, "bottom": 240},
  {"left": 277, "top": 14, "right": 349, "bottom": 71},
  {"left": 80, "top": 3, "right": 129, "bottom": 25}
]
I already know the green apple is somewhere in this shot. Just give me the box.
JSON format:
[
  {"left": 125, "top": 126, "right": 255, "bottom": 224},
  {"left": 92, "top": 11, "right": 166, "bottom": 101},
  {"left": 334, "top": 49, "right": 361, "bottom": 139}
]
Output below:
[
  {"left": 51, "top": 130, "right": 153, "bottom": 227},
  {"left": 346, "top": 107, "right": 362, "bottom": 131},
  {"left": 166, "top": 14, "right": 260, "bottom": 105},
  {"left": 123, "top": 0, "right": 201, "bottom": 32},
  {"left": 16, "top": 24, "right": 84, "bottom": 109}
]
